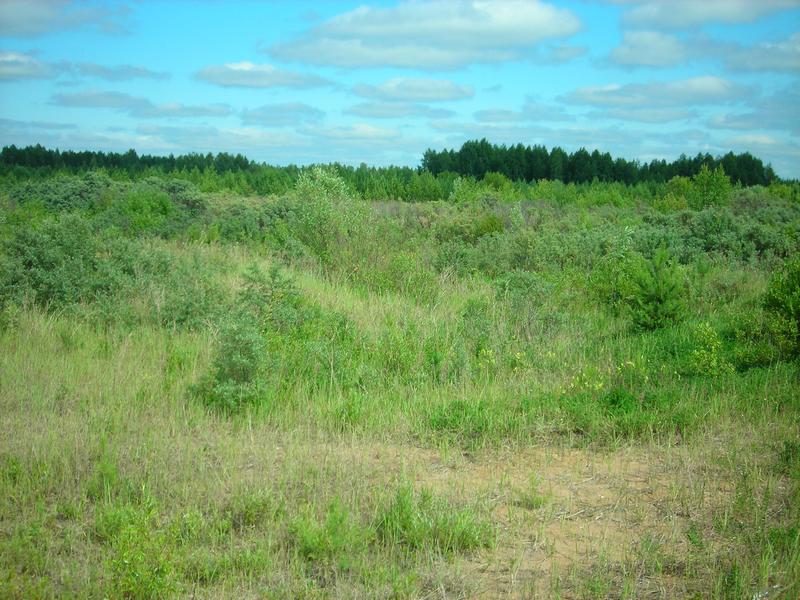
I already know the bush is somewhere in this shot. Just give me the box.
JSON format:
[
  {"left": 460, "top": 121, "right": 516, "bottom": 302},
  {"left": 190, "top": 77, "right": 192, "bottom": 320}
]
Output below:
[
  {"left": 292, "top": 166, "right": 367, "bottom": 264},
  {"left": 628, "top": 248, "right": 686, "bottom": 331},
  {"left": 197, "top": 265, "right": 301, "bottom": 412},
  {"left": 95, "top": 185, "right": 174, "bottom": 235},
  {"left": 10, "top": 171, "right": 119, "bottom": 211},
  {"left": 0, "top": 214, "right": 109, "bottom": 308},
  {"left": 763, "top": 256, "right": 800, "bottom": 356},
  {"left": 687, "top": 322, "right": 734, "bottom": 376},
  {"left": 731, "top": 309, "right": 796, "bottom": 369},
  {"left": 689, "top": 165, "right": 732, "bottom": 210},
  {"left": 200, "top": 313, "right": 268, "bottom": 412}
]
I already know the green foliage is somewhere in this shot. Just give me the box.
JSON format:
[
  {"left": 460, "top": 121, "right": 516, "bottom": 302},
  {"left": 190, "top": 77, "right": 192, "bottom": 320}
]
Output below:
[
  {"left": 290, "top": 499, "right": 374, "bottom": 571},
  {"left": 376, "top": 485, "right": 493, "bottom": 554},
  {"left": 731, "top": 309, "right": 796, "bottom": 369},
  {"left": 0, "top": 213, "right": 106, "bottom": 308},
  {"left": 628, "top": 249, "right": 686, "bottom": 331},
  {"left": 292, "top": 166, "right": 367, "bottom": 263},
  {"left": 94, "top": 185, "right": 174, "bottom": 235},
  {"left": 96, "top": 502, "right": 178, "bottom": 599},
  {"left": 687, "top": 322, "right": 734, "bottom": 376},
  {"left": 689, "top": 165, "right": 732, "bottom": 210},
  {"left": 428, "top": 399, "right": 515, "bottom": 442},
  {"left": 200, "top": 312, "right": 267, "bottom": 412},
  {"left": 653, "top": 176, "right": 693, "bottom": 212},
  {"left": 763, "top": 256, "right": 800, "bottom": 356},
  {"left": 9, "top": 171, "right": 120, "bottom": 211}
]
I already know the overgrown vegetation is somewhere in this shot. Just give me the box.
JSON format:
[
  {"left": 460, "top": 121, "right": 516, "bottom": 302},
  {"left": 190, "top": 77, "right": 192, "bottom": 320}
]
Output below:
[{"left": 1, "top": 159, "right": 798, "bottom": 598}]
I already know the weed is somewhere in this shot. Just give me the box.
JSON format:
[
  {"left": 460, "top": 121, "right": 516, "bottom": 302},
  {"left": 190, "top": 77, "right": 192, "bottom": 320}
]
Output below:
[{"left": 376, "top": 485, "right": 494, "bottom": 555}]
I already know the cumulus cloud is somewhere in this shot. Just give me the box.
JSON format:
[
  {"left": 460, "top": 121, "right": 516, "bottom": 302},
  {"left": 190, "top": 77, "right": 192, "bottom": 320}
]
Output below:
[
  {"left": 0, "top": 117, "right": 76, "bottom": 130},
  {"left": 607, "top": 29, "right": 800, "bottom": 72},
  {"left": 614, "top": 0, "right": 798, "bottom": 29},
  {"left": 196, "top": 62, "right": 331, "bottom": 89},
  {"left": 353, "top": 78, "right": 473, "bottom": 102},
  {"left": 0, "top": 0, "right": 130, "bottom": 37},
  {"left": 609, "top": 31, "right": 687, "bottom": 67},
  {"left": 302, "top": 123, "right": 399, "bottom": 141},
  {"left": 564, "top": 76, "right": 754, "bottom": 108},
  {"left": 708, "top": 84, "right": 800, "bottom": 136},
  {"left": 587, "top": 107, "right": 697, "bottom": 123},
  {"left": 270, "top": 0, "right": 581, "bottom": 69},
  {"left": 345, "top": 101, "right": 453, "bottom": 119},
  {"left": 722, "top": 32, "right": 800, "bottom": 72},
  {"left": 135, "top": 124, "right": 307, "bottom": 154},
  {"left": 0, "top": 50, "right": 170, "bottom": 82},
  {"left": 0, "top": 50, "right": 55, "bottom": 79},
  {"left": 241, "top": 103, "right": 324, "bottom": 127},
  {"left": 74, "top": 63, "right": 169, "bottom": 81},
  {"left": 474, "top": 97, "right": 572, "bottom": 123},
  {"left": 51, "top": 90, "right": 232, "bottom": 118}
]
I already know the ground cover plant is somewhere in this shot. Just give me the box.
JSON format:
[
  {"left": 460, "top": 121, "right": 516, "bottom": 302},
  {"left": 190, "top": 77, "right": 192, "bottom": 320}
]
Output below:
[{"left": 1, "top": 154, "right": 798, "bottom": 598}]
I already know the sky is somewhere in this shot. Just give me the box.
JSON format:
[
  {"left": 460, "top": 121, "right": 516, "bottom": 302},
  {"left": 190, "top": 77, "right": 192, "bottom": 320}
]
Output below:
[{"left": 1, "top": 0, "right": 799, "bottom": 177}]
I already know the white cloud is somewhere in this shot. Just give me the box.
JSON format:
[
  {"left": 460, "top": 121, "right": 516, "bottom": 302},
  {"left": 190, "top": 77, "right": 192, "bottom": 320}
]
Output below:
[
  {"left": 51, "top": 90, "right": 232, "bottom": 118},
  {"left": 353, "top": 78, "right": 473, "bottom": 102},
  {"left": 708, "top": 84, "right": 800, "bottom": 136},
  {"left": 0, "top": 50, "right": 54, "bottom": 79},
  {"left": 616, "top": 0, "right": 798, "bottom": 29},
  {"left": 474, "top": 97, "right": 572, "bottom": 122},
  {"left": 302, "top": 123, "right": 399, "bottom": 141},
  {"left": 241, "top": 103, "right": 324, "bottom": 127},
  {"left": 196, "top": 62, "right": 331, "bottom": 89},
  {"left": 565, "top": 76, "right": 754, "bottom": 108},
  {"left": 270, "top": 0, "right": 581, "bottom": 69},
  {"left": 135, "top": 124, "right": 307, "bottom": 154},
  {"left": 0, "top": 0, "right": 130, "bottom": 37},
  {"left": 588, "top": 107, "right": 696, "bottom": 123},
  {"left": 609, "top": 31, "right": 687, "bottom": 67},
  {"left": 345, "top": 101, "right": 453, "bottom": 119},
  {"left": 0, "top": 51, "right": 170, "bottom": 82},
  {"left": 723, "top": 32, "right": 800, "bottom": 72},
  {"left": 75, "top": 63, "right": 169, "bottom": 81},
  {"left": 0, "top": 117, "right": 76, "bottom": 130}
]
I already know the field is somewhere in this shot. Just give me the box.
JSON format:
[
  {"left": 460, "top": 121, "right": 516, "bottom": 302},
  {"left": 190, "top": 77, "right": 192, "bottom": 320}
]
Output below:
[{"left": 1, "top": 167, "right": 798, "bottom": 598}]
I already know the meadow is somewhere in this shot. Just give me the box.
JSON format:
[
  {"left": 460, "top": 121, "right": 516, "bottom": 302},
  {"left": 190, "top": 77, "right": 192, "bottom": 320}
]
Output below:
[{"left": 0, "top": 163, "right": 798, "bottom": 598}]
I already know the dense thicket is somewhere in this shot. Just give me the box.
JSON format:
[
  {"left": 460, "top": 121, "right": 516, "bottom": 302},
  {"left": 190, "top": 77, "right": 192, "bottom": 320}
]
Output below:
[
  {"left": 0, "top": 142, "right": 782, "bottom": 200},
  {"left": 422, "top": 139, "right": 777, "bottom": 186}
]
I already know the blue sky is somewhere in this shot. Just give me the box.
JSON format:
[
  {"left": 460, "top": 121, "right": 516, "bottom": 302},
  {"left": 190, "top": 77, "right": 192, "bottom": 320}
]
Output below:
[{"left": 1, "top": 0, "right": 799, "bottom": 176}]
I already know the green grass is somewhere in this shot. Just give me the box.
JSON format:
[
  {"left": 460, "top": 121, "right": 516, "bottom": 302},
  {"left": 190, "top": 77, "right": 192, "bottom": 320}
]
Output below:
[{"left": 0, "top": 172, "right": 798, "bottom": 597}]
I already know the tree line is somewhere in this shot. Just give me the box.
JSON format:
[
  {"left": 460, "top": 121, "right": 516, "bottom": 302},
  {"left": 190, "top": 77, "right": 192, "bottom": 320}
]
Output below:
[
  {"left": 422, "top": 139, "right": 777, "bottom": 187},
  {"left": 0, "top": 141, "right": 781, "bottom": 196}
]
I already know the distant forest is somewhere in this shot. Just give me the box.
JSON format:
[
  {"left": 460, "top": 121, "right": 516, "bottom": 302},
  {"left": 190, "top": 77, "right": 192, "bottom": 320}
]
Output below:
[
  {"left": 421, "top": 140, "right": 778, "bottom": 187},
  {"left": 0, "top": 140, "right": 780, "bottom": 191}
]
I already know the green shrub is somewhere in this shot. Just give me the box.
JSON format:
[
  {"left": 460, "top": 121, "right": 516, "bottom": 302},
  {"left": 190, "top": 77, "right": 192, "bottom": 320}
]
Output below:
[
  {"left": 292, "top": 166, "right": 367, "bottom": 264},
  {"left": 628, "top": 248, "right": 686, "bottom": 331},
  {"left": 731, "top": 309, "right": 796, "bottom": 369},
  {"left": 95, "top": 502, "right": 177, "bottom": 599},
  {"left": 763, "top": 256, "right": 800, "bottom": 356},
  {"left": 10, "top": 171, "right": 119, "bottom": 212},
  {"left": 689, "top": 165, "right": 732, "bottom": 210},
  {"left": 0, "top": 214, "right": 109, "bottom": 308},
  {"left": 94, "top": 185, "right": 174, "bottom": 235},
  {"left": 590, "top": 253, "right": 641, "bottom": 313},
  {"left": 687, "top": 322, "right": 734, "bottom": 376}
]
